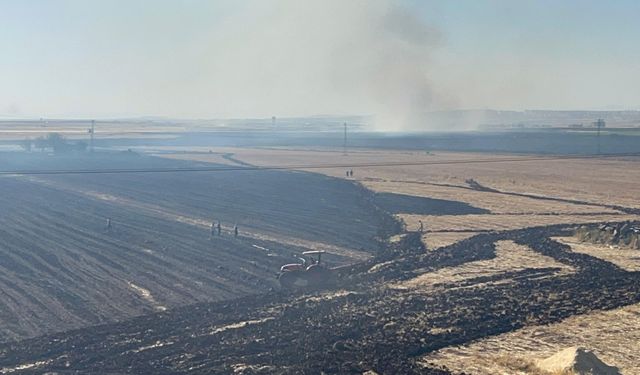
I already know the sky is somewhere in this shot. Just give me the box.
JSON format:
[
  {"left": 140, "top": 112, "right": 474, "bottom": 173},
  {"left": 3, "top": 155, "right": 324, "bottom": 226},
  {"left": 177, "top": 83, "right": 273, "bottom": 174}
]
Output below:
[{"left": 1, "top": 0, "right": 639, "bottom": 126}]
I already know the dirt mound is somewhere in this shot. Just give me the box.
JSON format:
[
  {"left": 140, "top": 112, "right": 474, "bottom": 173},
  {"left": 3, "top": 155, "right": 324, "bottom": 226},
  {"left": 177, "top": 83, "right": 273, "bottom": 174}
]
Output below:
[{"left": 537, "top": 347, "right": 621, "bottom": 375}]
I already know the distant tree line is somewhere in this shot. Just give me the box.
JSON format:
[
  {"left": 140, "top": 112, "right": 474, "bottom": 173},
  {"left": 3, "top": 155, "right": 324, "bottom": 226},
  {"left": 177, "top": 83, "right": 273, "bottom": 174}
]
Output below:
[{"left": 21, "top": 133, "right": 88, "bottom": 153}]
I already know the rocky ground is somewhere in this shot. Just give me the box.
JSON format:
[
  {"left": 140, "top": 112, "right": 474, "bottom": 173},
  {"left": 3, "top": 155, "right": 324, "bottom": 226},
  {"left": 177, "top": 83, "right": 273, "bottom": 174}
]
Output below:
[{"left": 575, "top": 221, "right": 640, "bottom": 249}]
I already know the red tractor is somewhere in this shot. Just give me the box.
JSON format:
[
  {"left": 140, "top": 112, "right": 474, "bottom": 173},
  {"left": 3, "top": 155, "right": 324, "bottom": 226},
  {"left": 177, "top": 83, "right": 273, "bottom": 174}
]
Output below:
[{"left": 278, "top": 251, "right": 334, "bottom": 289}]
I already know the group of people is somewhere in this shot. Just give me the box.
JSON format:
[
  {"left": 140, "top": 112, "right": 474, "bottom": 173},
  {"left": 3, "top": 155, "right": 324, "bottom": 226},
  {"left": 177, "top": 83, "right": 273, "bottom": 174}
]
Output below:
[
  {"left": 210, "top": 221, "right": 238, "bottom": 239},
  {"left": 345, "top": 169, "right": 354, "bottom": 177}
]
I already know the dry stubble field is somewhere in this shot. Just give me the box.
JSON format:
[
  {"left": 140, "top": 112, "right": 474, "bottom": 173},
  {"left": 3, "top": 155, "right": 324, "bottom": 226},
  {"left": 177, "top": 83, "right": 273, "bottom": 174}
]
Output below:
[{"left": 165, "top": 146, "right": 640, "bottom": 243}]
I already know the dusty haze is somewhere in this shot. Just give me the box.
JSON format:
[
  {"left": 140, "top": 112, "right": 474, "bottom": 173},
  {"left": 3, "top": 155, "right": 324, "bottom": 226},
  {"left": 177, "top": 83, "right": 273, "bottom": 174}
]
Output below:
[
  {"left": 3, "top": 1, "right": 640, "bottom": 130},
  {"left": 195, "top": 0, "right": 446, "bottom": 131}
]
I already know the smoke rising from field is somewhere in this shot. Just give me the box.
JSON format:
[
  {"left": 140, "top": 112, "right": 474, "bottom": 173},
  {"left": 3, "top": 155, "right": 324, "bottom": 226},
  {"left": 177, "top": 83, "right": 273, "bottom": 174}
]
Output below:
[
  {"left": 6, "top": 1, "right": 640, "bottom": 126},
  {"left": 2, "top": 0, "right": 462, "bottom": 130},
  {"left": 199, "top": 0, "right": 447, "bottom": 131}
]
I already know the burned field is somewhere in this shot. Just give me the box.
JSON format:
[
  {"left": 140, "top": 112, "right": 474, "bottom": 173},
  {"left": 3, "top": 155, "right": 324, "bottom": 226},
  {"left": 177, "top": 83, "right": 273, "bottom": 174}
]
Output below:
[
  {"left": 0, "top": 152, "right": 391, "bottom": 341},
  {"left": 373, "top": 192, "right": 489, "bottom": 215},
  {"left": 0, "top": 148, "right": 639, "bottom": 374},
  {"left": 0, "top": 225, "right": 639, "bottom": 374}
]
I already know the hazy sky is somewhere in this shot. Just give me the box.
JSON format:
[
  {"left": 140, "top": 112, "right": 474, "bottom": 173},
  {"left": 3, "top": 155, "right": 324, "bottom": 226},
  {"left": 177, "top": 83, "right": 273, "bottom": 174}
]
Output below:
[{"left": 1, "top": 0, "right": 639, "bottom": 121}]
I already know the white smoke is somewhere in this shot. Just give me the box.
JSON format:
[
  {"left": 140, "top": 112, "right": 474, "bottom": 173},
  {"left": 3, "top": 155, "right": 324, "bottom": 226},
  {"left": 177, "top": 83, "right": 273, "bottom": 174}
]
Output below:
[
  {"left": 3, "top": 0, "right": 454, "bottom": 130},
  {"left": 189, "top": 0, "right": 447, "bottom": 131}
]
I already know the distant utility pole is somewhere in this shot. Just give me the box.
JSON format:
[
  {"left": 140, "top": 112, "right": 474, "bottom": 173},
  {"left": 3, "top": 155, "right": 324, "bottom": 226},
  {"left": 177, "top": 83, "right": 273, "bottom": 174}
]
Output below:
[
  {"left": 343, "top": 122, "right": 347, "bottom": 156},
  {"left": 89, "top": 120, "right": 95, "bottom": 152}
]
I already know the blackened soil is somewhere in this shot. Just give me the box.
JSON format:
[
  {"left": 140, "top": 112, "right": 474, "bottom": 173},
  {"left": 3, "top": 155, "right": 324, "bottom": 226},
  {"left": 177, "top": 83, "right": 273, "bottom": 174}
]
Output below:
[
  {"left": 1, "top": 223, "right": 638, "bottom": 374},
  {"left": 374, "top": 192, "right": 490, "bottom": 215},
  {"left": 0, "top": 152, "right": 399, "bottom": 341}
]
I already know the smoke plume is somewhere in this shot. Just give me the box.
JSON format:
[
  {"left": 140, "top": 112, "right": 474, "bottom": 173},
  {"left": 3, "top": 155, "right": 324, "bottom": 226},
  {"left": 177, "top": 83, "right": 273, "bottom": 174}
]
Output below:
[{"left": 195, "top": 0, "right": 446, "bottom": 131}]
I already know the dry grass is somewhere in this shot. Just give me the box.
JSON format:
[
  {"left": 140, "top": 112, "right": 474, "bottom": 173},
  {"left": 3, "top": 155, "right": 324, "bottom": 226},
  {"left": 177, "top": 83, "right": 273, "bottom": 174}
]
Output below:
[
  {"left": 421, "top": 303, "right": 640, "bottom": 374},
  {"left": 554, "top": 236, "right": 640, "bottom": 272},
  {"left": 492, "top": 356, "right": 579, "bottom": 375},
  {"left": 164, "top": 147, "right": 640, "bottom": 249},
  {"left": 423, "top": 231, "right": 478, "bottom": 250},
  {"left": 394, "top": 240, "right": 574, "bottom": 291},
  {"left": 367, "top": 180, "right": 620, "bottom": 215},
  {"left": 169, "top": 147, "right": 640, "bottom": 210},
  {"left": 401, "top": 213, "right": 638, "bottom": 232},
  {"left": 493, "top": 355, "right": 548, "bottom": 375}
]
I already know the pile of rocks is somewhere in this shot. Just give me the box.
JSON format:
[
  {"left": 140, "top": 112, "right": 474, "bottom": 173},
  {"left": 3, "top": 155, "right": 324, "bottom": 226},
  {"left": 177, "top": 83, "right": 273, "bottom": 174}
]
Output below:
[{"left": 576, "top": 221, "right": 640, "bottom": 249}]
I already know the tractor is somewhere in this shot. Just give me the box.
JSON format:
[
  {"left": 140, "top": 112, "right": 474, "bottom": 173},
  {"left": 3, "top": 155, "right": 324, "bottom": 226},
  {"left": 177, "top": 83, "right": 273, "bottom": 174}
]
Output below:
[{"left": 278, "top": 250, "right": 334, "bottom": 289}]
